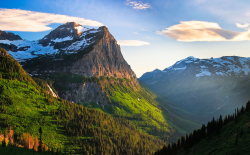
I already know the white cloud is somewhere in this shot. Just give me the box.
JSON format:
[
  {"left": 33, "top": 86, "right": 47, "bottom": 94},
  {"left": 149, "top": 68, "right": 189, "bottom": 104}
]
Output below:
[
  {"left": 159, "top": 21, "right": 250, "bottom": 42},
  {"left": 118, "top": 40, "right": 150, "bottom": 46},
  {"left": 126, "top": 0, "right": 151, "bottom": 10},
  {"left": 236, "top": 23, "right": 250, "bottom": 29},
  {"left": 0, "top": 9, "right": 103, "bottom": 32}
]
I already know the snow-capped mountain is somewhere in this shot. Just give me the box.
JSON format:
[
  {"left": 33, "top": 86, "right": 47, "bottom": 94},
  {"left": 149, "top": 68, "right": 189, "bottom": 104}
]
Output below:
[
  {"left": 140, "top": 56, "right": 250, "bottom": 129},
  {"left": 0, "top": 22, "right": 101, "bottom": 61},
  {"left": 142, "top": 56, "right": 250, "bottom": 83},
  {"left": 0, "top": 22, "right": 137, "bottom": 105}
]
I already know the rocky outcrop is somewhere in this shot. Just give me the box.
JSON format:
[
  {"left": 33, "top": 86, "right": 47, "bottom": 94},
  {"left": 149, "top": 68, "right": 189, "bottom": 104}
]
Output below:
[{"left": 58, "top": 82, "right": 109, "bottom": 105}]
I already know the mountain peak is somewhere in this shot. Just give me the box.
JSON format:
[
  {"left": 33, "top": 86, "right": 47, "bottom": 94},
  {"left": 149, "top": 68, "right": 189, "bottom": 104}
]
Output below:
[
  {"left": 0, "top": 30, "right": 22, "bottom": 41},
  {"left": 57, "top": 22, "right": 85, "bottom": 34},
  {"left": 180, "top": 56, "right": 199, "bottom": 62},
  {"left": 39, "top": 22, "right": 90, "bottom": 46},
  {"left": 142, "top": 56, "right": 250, "bottom": 80}
]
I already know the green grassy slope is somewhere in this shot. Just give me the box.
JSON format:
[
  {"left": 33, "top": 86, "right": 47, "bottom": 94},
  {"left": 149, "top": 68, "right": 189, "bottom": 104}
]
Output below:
[
  {"left": 99, "top": 78, "right": 173, "bottom": 138},
  {"left": 40, "top": 72, "right": 174, "bottom": 140},
  {"left": 0, "top": 48, "right": 165, "bottom": 154}
]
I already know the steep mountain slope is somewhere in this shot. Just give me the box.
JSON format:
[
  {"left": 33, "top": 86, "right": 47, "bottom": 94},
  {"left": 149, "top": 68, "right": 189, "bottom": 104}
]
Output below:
[
  {"left": 0, "top": 48, "right": 165, "bottom": 154},
  {"left": 156, "top": 102, "right": 250, "bottom": 155},
  {"left": 0, "top": 23, "right": 173, "bottom": 139},
  {"left": 140, "top": 56, "right": 250, "bottom": 127}
]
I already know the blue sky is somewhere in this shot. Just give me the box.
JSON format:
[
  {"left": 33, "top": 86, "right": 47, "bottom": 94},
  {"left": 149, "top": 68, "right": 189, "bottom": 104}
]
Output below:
[{"left": 2, "top": 0, "right": 250, "bottom": 76}]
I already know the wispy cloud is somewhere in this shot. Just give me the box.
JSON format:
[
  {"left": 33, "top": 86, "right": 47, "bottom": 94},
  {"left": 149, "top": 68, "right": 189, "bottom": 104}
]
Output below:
[
  {"left": 118, "top": 40, "right": 150, "bottom": 46},
  {"left": 159, "top": 21, "right": 250, "bottom": 42},
  {"left": 126, "top": 0, "right": 151, "bottom": 10},
  {"left": 0, "top": 9, "right": 103, "bottom": 32},
  {"left": 236, "top": 23, "right": 250, "bottom": 30}
]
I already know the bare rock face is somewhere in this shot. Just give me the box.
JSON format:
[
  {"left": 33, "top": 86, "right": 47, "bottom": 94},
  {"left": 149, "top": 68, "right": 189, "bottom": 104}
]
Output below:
[
  {"left": 67, "top": 26, "right": 136, "bottom": 79},
  {"left": 59, "top": 82, "right": 109, "bottom": 105}
]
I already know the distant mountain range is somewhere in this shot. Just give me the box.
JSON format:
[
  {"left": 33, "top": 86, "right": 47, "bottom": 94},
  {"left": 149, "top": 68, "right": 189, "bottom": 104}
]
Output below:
[
  {"left": 142, "top": 56, "right": 250, "bottom": 79},
  {"left": 140, "top": 56, "right": 250, "bottom": 131}
]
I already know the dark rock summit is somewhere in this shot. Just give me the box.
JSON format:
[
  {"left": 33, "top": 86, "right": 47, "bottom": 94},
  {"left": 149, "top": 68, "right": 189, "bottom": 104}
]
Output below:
[
  {"left": 0, "top": 30, "right": 22, "bottom": 41},
  {"left": 39, "top": 22, "right": 83, "bottom": 46}
]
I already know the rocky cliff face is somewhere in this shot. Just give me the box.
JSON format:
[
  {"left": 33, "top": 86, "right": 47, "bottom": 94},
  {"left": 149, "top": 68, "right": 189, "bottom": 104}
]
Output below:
[
  {"left": 59, "top": 81, "right": 109, "bottom": 105},
  {"left": 67, "top": 26, "right": 136, "bottom": 79}
]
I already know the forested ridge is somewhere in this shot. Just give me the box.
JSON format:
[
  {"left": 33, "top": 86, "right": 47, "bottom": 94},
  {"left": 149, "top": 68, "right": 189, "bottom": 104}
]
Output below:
[{"left": 156, "top": 102, "right": 250, "bottom": 155}]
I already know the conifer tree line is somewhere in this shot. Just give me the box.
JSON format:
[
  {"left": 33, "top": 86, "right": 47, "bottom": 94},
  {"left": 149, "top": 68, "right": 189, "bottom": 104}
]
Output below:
[{"left": 155, "top": 101, "right": 250, "bottom": 155}]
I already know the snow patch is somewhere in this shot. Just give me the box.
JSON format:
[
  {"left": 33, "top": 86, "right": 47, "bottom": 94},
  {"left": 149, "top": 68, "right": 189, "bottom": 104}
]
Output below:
[
  {"left": 173, "top": 66, "right": 187, "bottom": 70},
  {"left": 51, "top": 36, "right": 73, "bottom": 42},
  {"left": 196, "top": 69, "right": 211, "bottom": 77},
  {"left": 47, "top": 84, "right": 58, "bottom": 98},
  {"left": 1, "top": 40, "right": 58, "bottom": 61},
  {"left": 215, "top": 72, "right": 225, "bottom": 76},
  {"left": 63, "top": 39, "right": 88, "bottom": 51}
]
